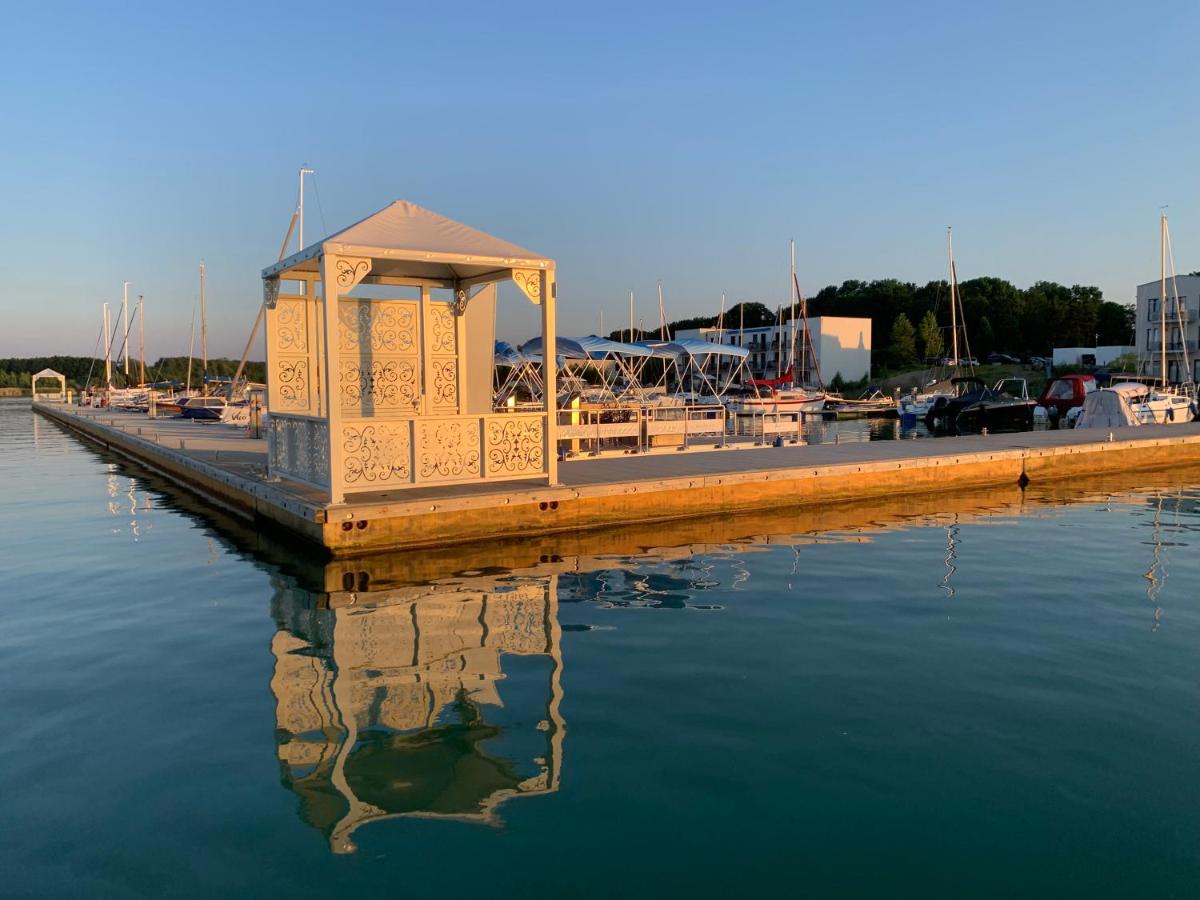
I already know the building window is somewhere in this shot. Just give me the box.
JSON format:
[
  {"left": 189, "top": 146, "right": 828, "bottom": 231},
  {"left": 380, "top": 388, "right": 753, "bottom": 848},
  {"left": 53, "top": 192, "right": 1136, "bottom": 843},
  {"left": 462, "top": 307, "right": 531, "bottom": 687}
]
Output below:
[{"left": 1148, "top": 297, "right": 1159, "bottom": 319}]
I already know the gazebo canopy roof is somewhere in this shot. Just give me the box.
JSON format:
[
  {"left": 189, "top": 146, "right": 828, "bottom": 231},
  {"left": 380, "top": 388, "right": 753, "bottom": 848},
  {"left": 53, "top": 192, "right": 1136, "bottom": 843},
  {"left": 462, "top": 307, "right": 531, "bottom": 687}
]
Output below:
[
  {"left": 263, "top": 200, "right": 553, "bottom": 283},
  {"left": 33, "top": 368, "right": 65, "bottom": 379}
]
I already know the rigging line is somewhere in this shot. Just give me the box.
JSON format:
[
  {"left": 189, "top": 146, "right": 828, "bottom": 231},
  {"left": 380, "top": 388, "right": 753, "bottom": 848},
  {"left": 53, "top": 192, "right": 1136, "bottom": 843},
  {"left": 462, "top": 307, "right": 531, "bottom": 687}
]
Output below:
[
  {"left": 1164, "top": 223, "right": 1193, "bottom": 386},
  {"left": 112, "top": 306, "right": 141, "bottom": 379},
  {"left": 81, "top": 320, "right": 106, "bottom": 394},
  {"left": 310, "top": 171, "right": 329, "bottom": 236}
]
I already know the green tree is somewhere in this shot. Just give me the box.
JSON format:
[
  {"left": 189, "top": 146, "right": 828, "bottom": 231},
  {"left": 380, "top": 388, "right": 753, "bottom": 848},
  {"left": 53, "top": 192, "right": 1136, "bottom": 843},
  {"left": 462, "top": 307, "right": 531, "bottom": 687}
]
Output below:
[
  {"left": 1096, "top": 301, "right": 1135, "bottom": 346},
  {"left": 889, "top": 313, "right": 918, "bottom": 368},
  {"left": 918, "top": 310, "right": 943, "bottom": 361}
]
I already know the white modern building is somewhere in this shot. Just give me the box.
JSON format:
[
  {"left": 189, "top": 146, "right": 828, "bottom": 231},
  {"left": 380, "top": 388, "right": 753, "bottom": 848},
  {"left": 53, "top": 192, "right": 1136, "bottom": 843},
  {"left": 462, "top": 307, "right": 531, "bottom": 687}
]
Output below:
[
  {"left": 675, "top": 316, "right": 872, "bottom": 383},
  {"left": 1135, "top": 274, "right": 1200, "bottom": 383}
]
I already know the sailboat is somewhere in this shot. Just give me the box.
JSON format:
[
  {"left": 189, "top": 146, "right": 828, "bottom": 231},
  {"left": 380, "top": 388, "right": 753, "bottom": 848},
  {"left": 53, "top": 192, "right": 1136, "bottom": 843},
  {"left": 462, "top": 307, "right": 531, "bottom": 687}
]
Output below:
[
  {"left": 728, "top": 241, "right": 827, "bottom": 414},
  {"left": 1126, "top": 214, "right": 1196, "bottom": 424},
  {"left": 900, "top": 227, "right": 975, "bottom": 423},
  {"left": 1077, "top": 214, "right": 1196, "bottom": 428}
]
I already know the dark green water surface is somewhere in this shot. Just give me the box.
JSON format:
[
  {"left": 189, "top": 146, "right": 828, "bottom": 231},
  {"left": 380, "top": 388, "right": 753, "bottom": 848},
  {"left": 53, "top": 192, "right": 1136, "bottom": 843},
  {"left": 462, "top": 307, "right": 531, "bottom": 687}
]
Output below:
[{"left": 2, "top": 399, "right": 1199, "bottom": 898}]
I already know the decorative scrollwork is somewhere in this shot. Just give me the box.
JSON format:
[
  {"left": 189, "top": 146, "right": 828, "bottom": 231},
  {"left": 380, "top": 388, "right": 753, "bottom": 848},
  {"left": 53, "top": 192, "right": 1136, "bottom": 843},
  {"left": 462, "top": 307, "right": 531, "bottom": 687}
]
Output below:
[
  {"left": 263, "top": 278, "right": 280, "bottom": 309},
  {"left": 338, "top": 301, "right": 417, "bottom": 353},
  {"left": 340, "top": 360, "right": 417, "bottom": 410},
  {"left": 276, "top": 300, "right": 308, "bottom": 352},
  {"left": 431, "top": 360, "right": 458, "bottom": 409},
  {"left": 342, "top": 423, "right": 411, "bottom": 485},
  {"left": 334, "top": 257, "right": 371, "bottom": 289},
  {"left": 512, "top": 269, "right": 542, "bottom": 304},
  {"left": 276, "top": 359, "right": 309, "bottom": 409},
  {"left": 429, "top": 304, "right": 456, "bottom": 353},
  {"left": 486, "top": 417, "right": 544, "bottom": 476},
  {"left": 416, "top": 421, "right": 481, "bottom": 481}
]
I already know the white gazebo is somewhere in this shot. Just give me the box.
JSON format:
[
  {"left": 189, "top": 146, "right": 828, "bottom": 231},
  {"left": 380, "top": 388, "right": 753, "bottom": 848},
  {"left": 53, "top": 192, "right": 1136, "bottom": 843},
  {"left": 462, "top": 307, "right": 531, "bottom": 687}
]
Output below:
[
  {"left": 32, "top": 368, "right": 67, "bottom": 401},
  {"left": 261, "top": 200, "right": 557, "bottom": 503}
]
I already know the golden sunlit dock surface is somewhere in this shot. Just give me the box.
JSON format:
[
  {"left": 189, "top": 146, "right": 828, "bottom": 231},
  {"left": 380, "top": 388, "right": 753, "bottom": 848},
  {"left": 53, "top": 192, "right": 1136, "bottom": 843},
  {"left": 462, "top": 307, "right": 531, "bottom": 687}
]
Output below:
[{"left": 32, "top": 400, "right": 1200, "bottom": 557}]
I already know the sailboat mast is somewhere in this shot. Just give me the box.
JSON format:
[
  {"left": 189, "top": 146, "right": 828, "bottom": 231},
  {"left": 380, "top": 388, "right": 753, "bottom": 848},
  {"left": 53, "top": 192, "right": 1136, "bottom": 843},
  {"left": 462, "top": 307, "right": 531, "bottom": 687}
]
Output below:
[
  {"left": 138, "top": 295, "right": 145, "bottom": 385},
  {"left": 199, "top": 261, "right": 208, "bottom": 393},
  {"left": 657, "top": 282, "right": 667, "bottom": 340},
  {"left": 103, "top": 303, "right": 112, "bottom": 388},
  {"left": 298, "top": 166, "right": 313, "bottom": 251},
  {"left": 789, "top": 239, "right": 798, "bottom": 381},
  {"left": 1161, "top": 213, "right": 1168, "bottom": 387},
  {"left": 629, "top": 290, "right": 634, "bottom": 342},
  {"left": 776, "top": 304, "right": 784, "bottom": 379},
  {"left": 186, "top": 303, "right": 196, "bottom": 393},
  {"left": 122, "top": 281, "right": 130, "bottom": 378},
  {"left": 947, "top": 227, "right": 959, "bottom": 367}
]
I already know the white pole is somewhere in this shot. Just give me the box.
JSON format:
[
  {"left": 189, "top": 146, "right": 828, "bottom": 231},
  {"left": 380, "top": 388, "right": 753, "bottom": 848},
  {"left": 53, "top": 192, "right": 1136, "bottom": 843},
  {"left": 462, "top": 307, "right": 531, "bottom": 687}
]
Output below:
[
  {"left": 629, "top": 290, "right": 634, "bottom": 342},
  {"left": 103, "top": 303, "right": 112, "bottom": 388},
  {"left": 298, "top": 166, "right": 313, "bottom": 251},
  {"left": 199, "top": 261, "right": 208, "bottom": 392},
  {"left": 1161, "top": 213, "right": 1168, "bottom": 387},
  {"left": 138, "top": 294, "right": 145, "bottom": 385},
  {"left": 122, "top": 281, "right": 130, "bottom": 377},
  {"left": 948, "top": 227, "right": 959, "bottom": 368},
  {"left": 186, "top": 302, "right": 196, "bottom": 394},
  {"left": 657, "top": 282, "right": 667, "bottom": 340},
  {"left": 789, "top": 239, "right": 798, "bottom": 381}
]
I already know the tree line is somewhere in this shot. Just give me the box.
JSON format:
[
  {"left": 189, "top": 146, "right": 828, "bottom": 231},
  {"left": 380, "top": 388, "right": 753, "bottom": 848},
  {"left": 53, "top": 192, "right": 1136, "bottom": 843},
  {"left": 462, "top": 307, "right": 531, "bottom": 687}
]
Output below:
[
  {"left": 611, "top": 278, "right": 1135, "bottom": 372},
  {"left": 0, "top": 356, "right": 265, "bottom": 390}
]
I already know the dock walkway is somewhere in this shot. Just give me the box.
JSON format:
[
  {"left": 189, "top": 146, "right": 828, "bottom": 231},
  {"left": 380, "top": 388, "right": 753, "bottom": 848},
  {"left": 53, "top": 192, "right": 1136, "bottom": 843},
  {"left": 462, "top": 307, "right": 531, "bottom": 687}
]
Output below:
[{"left": 33, "top": 401, "right": 1200, "bottom": 555}]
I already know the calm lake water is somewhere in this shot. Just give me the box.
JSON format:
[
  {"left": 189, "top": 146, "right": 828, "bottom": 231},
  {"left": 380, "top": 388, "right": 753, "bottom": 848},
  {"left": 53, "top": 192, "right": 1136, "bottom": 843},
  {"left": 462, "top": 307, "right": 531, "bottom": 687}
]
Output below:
[{"left": 3, "top": 397, "right": 1200, "bottom": 898}]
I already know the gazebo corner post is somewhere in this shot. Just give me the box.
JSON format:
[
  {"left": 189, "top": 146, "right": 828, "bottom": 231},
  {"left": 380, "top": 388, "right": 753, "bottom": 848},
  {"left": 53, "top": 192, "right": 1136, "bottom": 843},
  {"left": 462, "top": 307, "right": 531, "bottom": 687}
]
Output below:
[
  {"left": 320, "top": 251, "right": 346, "bottom": 505},
  {"left": 542, "top": 267, "right": 559, "bottom": 485}
]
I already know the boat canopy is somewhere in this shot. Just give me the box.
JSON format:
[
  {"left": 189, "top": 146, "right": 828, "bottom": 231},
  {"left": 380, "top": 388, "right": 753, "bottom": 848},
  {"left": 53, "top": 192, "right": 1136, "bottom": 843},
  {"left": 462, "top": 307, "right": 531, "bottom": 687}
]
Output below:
[
  {"left": 1074, "top": 384, "right": 1142, "bottom": 429},
  {"left": 520, "top": 335, "right": 675, "bottom": 360},
  {"left": 494, "top": 340, "right": 533, "bottom": 366},
  {"left": 639, "top": 338, "right": 749, "bottom": 359}
]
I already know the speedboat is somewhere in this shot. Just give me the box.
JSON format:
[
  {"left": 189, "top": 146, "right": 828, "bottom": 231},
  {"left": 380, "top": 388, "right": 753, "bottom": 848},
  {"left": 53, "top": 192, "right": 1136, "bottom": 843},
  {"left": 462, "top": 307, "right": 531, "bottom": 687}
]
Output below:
[
  {"left": 179, "top": 396, "right": 228, "bottom": 421},
  {"left": 953, "top": 378, "right": 1037, "bottom": 433},
  {"left": 926, "top": 377, "right": 1036, "bottom": 434}
]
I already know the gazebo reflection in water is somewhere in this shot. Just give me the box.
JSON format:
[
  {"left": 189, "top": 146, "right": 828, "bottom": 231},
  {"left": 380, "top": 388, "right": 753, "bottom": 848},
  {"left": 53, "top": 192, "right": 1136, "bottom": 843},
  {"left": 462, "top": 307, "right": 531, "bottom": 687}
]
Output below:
[{"left": 269, "top": 570, "right": 564, "bottom": 853}]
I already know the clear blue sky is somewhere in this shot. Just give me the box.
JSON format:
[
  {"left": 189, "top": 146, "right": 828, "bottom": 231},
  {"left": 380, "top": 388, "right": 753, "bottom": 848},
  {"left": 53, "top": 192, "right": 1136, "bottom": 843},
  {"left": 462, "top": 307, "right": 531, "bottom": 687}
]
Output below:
[{"left": 1, "top": 0, "right": 1197, "bottom": 358}]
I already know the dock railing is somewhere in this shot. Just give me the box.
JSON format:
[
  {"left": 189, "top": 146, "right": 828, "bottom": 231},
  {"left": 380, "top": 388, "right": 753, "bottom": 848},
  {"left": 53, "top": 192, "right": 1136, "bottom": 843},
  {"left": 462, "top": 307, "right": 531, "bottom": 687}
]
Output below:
[
  {"left": 555, "top": 403, "right": 729, "bottom": 456},
  {"left": 643, "top": 404, "right": 727, "bottom": 451},
  {"left": 733, "top": 409, "right": 805, "bottom": 445}
]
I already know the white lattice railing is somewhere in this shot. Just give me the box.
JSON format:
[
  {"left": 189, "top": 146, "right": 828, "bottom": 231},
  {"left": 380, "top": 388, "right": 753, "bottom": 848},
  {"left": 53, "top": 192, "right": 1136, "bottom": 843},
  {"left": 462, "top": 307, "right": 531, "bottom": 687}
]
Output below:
[
  {"left": 556, "top": 404, "right": 729, "bottom": 455},
  {"left": 335, "top": 412, "right": 548, "bottom": 492}
]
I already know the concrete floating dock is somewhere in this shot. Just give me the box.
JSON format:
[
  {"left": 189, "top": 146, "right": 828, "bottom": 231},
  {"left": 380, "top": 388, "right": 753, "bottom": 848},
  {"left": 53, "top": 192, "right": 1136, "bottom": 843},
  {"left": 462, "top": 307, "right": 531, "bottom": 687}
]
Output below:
[{"left": 33, "top": 401, "right": 1200, "bottom": 556}]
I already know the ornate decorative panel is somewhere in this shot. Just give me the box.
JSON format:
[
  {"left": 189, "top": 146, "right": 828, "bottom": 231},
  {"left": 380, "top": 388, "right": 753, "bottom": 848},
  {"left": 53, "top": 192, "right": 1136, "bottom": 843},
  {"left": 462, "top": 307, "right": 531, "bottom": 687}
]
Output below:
[
  {"left": 484, "top": 415, "right": 545, "bottom": 477},
  {"left": 276, "top": 300, "right": 309, "bottom": 352},
  {"left": 336, "top": 299, "right": 421, "bottom": 421},
  {"left": 268, "top": 416, "right": 330, "bottom": 487},
  {"left": 339, "top": 360, "right": 419, "bottom": 414},
  {"left": 415, "top": 419, "right": 481, "bottom": 483},
  {"left": 337, "top": 301, "right": 417, "bottom": 354},
  {"left": 275, "top": 359, "right": 311, "bottom": 411},
  {"left": 426, "top": 302, "right": 459, "bottom": 415},
  {"left": 341, "top": 421, "right": 412, "bottom": 488},
  {"left": 267, "top": 297, "right": 315, "bottom": 415}
]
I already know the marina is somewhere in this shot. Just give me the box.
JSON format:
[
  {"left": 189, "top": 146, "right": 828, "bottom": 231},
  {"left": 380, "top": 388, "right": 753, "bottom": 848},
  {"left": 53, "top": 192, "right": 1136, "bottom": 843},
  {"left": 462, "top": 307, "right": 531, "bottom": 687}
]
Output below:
[
  {"left": 5, "top": 398, "right": 1200, "bottom": 895},
  {"left": 10, "top": 3, "right": 1200, "bottom": 896},
  {"left": 32, "top": 397, "right": 1200, "bottom": 555}
]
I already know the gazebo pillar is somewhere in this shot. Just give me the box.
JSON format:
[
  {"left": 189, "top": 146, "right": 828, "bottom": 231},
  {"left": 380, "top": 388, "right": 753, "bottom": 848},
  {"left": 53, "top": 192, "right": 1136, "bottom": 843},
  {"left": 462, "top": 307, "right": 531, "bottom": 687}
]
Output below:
[{"left": 541, "top": 268, "right": 559, "bottom": 485}]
